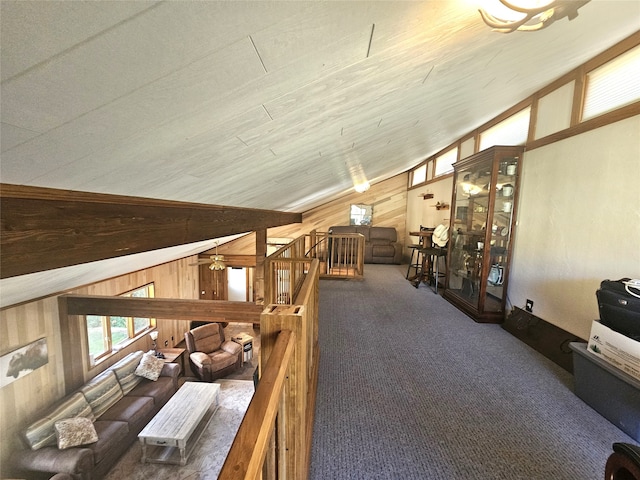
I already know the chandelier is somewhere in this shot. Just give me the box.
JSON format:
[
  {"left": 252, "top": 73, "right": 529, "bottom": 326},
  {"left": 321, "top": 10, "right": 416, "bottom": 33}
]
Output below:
[{"left": 479, "top": 0, "right": 590, "bottom": 33}]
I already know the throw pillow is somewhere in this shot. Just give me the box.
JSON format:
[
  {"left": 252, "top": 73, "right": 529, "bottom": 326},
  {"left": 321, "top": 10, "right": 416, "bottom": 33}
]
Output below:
[
  {"left": 135, "top": 353, "right": 165, "bottom": 381},
  {"left": 24, "top": 392, "right": 94, "bottom": 450},
  {"left": 54, "top": 417, "right": 98, "bottom": 449}
]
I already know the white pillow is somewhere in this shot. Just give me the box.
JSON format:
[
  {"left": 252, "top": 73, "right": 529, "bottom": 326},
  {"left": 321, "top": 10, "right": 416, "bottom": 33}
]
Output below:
[
  {"left": 54, "top": 417, "right": 98, "bottom": 449},
  {"left": 135, "top": 353, "right": 165, "bottom": 381}
]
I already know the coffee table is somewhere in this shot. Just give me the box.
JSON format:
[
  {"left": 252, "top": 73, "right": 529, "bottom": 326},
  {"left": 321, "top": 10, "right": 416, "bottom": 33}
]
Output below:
[{"left": 138, "top": 382, "right": 220, "bottom": 465}]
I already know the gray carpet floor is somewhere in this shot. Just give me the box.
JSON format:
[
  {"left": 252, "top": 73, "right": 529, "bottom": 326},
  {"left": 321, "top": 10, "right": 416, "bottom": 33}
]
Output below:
[{"left": 309, "top": 264, "right": 636, "bottom": 479}]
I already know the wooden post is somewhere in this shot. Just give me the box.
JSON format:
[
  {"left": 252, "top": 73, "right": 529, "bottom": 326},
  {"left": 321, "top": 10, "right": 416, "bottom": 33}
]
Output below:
[
  {"left": 255, "top": 229, "right": 267, "bottom": 304},
  {"left": 260, "top": 304, "right": 308, "bottom": 479}
]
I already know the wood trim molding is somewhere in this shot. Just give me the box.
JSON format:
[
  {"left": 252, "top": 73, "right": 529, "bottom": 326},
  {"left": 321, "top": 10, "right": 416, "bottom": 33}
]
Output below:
[
  {"left": 502, "top": 307, "right": 584, "bottom": 373},
  {"left": 528, "top": 101, "right": 640, "bottom": 151},
  {"left": 0, "top": 184, "right": 301, "bottom": 278}
]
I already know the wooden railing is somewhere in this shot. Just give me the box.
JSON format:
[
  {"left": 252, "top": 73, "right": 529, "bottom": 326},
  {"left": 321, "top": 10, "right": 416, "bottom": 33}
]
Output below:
[
  {"left": 264, "top": 234, "right": 310, "bottom": 305},
  {"left": 308, "top": 230, "right": 364, "bottom": 280},
  {"left": 264, "top": 231, "right": 364, "bottom": 306},
  {"left": 218, "top": 329, "right": 296, "bottom": 479},
  {"left": 220, "top": 259, "right": 320, "bottom": 480}
]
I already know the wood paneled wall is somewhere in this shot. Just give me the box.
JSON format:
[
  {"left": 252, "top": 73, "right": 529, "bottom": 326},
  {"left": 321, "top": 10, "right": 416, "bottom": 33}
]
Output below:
[
  {"left": 218, "top": 173, "right": 409, "bottom": 255},
  {"left": 0, "top": 256, "right": 200, "bottom": 477}
]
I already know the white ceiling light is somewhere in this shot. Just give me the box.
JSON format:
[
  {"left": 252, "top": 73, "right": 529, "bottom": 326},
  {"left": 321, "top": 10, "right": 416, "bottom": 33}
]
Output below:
[
  {"left": 354, "top": 181, "right": 370, "bottom": 193},
  {"left": 478, "top": 0, "right": 590, "bottom": 33}
]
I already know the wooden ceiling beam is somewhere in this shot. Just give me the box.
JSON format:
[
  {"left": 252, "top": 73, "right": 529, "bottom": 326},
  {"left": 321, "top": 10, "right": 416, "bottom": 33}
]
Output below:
[
  {"left": 0, "top": 184, "right": 301, "bottom": 279},
  {"left": 63, "top": 294, "right": 265, "bottom": 323}
]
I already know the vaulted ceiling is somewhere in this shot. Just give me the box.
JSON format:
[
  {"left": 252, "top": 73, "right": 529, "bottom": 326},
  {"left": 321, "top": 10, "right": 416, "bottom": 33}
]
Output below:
[{"left": 1, "top": 1, "right": 639, "bottom": 307}]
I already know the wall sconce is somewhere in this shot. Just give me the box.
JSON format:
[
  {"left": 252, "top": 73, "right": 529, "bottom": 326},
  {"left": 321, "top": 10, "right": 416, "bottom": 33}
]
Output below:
[
  {"left": 149, "top": 330, "right": 159, "bottom": 351},
  {"left": 479, "top": 0, "right": 589, "bottom": 33}
]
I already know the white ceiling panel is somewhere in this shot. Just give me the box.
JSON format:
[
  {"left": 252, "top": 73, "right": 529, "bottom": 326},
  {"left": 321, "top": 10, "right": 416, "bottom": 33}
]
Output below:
[
  {"left": 0, "top": 121, "right": 40, "bottom": 152},
  {"left": 0, "top": 0, "right": 156, "bottom": 81}
]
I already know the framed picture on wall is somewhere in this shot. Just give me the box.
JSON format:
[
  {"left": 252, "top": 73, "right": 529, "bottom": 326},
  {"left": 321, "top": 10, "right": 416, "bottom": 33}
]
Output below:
[{"left": 1, "top": 338, "right": 48, "bottom": 387}]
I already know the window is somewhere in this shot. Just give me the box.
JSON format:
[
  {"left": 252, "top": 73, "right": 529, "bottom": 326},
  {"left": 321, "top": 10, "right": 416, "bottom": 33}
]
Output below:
[
  {"left": 434, "top": 147, "right": 458, "bottom": 177},
  {"left": 582, "top": 45, "right": 640, "bottom": 121},
  {"left": 86, "top": 283, "right": 155, "bottom": 363},
  {"left": 479, "top": 107, "right": 531, "bottom": 151},
  {"left": 411, "top": 164, "right": 427, "bottom": 186},
  {"left": 350, "top": 204, "right": 373, "bottom": 226}
]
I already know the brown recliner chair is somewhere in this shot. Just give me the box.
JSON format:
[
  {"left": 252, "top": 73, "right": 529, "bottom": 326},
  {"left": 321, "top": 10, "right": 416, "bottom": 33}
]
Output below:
[
  {"left": 184, "top": 323, "right": 242, "bottom": 381},
  {"left": 605, "top": 443, "right": 640, "bottom": 480}
]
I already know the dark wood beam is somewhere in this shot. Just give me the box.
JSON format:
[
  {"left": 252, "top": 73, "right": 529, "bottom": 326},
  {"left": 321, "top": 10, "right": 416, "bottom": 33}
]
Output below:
[
  {"left": 0, "top": 184, "right": 301, "bottom": 278},
  {"left": 63, "top": 294, "right": 264, "bottom": 324}
]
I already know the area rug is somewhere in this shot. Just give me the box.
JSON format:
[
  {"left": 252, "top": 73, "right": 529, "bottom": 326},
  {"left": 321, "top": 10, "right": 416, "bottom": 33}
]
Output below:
[{"left": 105, "top": 379, "right": 255, "bottom": 480}]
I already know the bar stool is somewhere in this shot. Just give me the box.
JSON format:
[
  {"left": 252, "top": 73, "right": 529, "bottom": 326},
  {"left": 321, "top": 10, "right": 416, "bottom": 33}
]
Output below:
[
  {"left": 420, "top": 246, "right": 447, "bottom": 294},
  {"left": 406, "top": 245, "right": 424, "bottom": 280}
]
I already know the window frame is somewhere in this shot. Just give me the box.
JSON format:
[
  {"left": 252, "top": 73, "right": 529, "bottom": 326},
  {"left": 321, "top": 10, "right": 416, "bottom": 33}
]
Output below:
[
  {"left": 86, "top": 283, "right": 156, "bottom": 364},
  {"left": 581, "top": 44, "right": 640, "bottom": 122},
  {"left": 434, "top": 147, "right": 458, "bottom": 177}
]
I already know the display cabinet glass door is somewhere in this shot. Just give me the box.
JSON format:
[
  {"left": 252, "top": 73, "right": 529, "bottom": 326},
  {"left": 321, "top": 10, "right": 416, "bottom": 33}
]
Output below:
[{"left": 444, "top": 146, "right": 523, "bottom": 322}]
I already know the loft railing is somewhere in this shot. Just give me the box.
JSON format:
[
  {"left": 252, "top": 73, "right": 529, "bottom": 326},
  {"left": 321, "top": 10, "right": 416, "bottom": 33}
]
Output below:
[
  {"left": 308, "top": 230, "right": 364, "bottom": 280},
  {"left": 264, "top": 235, "right": 310, "bottom": 305},
  {"left": 264, "top": 231, "right": 364, "bottom": 306},
  {"left": 219, "top": 258, "right": 320, "bottom": 480},
  {"left": 219, "top": 230, "right": 360, "bottom": 478}
]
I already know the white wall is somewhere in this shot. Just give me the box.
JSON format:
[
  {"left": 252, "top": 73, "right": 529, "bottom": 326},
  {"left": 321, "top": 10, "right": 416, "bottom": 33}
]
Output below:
[
  {"left": 509, "top": 115, "right": 640, "bottom": 340},
  {"left": 404, "top": 176, "right": 454, "bottom": 250}
]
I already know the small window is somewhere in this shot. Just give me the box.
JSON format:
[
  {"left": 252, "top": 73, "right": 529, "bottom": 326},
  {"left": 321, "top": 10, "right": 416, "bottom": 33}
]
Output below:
[
  {"left": 479, "top": 107, "right": 531, "bottom": 151},
  {"left": 411, "top": 164, "right": 427, "bottom": 186},
  {"left": 582, "top": 45, "right": 640, "bottom": 121},
  {"left": 350, "top": 204, "right": 373, "bottom": 226},
  {"left": 434, "top": 147, "right": 458, "bottom": 177},
  {"left": 86, "top": 283, "right": 155, "bottom": 364}
]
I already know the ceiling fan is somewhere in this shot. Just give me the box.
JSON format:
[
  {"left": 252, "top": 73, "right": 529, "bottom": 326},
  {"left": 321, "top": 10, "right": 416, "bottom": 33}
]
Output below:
[{"left": 190, "top": 242, "right": 227, "bottom": 271}]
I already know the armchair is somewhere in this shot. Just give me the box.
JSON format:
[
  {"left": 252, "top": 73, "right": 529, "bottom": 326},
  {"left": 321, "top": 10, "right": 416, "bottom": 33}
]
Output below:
[
  {"left": 184, "top": 323, "right": 242, "bottom": 381},
  {"left": 605, "top": 443, "right": 640, "bottom": 480}
]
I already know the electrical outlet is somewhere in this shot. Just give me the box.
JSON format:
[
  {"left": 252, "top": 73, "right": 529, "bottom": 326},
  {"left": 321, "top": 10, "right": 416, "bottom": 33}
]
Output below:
[{"left": 525, "top": 299, "right": 534, "bottom": 313}]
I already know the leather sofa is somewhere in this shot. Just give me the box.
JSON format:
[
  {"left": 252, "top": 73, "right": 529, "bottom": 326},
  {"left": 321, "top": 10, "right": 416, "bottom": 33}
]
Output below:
[
  {"left": 329, "top": 226, "right": 402, "bottom": 264},
  {"left": 13, "top": 351, "right": 180, "bottom": 480}
]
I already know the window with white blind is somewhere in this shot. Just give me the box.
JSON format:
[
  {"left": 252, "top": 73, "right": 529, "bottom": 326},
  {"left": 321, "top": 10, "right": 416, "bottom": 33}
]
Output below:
[
  {"left": 479, "top": 107, "right": 531, "bottom": 151},
  {"left": 582, "top": 45, "right": 640, "bottom": 121}
]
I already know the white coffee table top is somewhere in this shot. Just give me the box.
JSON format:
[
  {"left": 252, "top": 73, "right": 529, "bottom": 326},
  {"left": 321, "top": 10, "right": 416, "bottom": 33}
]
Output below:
[{"left": 139, "top": 382, "right": 220, "bottom": 443}]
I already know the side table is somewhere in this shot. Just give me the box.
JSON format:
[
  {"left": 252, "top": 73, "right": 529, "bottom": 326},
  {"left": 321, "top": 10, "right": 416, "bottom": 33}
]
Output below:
[
  {"left": 158, "top": 347, "right": 186, "bottom": 375},
  {"left": 231, "top": 333, "right": 253, "bottom": 365}
]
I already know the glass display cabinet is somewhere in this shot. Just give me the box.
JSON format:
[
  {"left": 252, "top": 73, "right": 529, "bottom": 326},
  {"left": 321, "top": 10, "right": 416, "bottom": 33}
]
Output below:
[{"left": 444, "top": 145, "right": 524, "bottom": 323}]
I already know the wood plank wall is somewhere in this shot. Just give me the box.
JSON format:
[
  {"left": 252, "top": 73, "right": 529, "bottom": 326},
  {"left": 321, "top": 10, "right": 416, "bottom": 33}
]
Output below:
[
  {"left": 218, "top": 173, "right": 409, "bottom": 256},
  {"left": 0, "top": 256, "right": 200, "bottom": 477}
]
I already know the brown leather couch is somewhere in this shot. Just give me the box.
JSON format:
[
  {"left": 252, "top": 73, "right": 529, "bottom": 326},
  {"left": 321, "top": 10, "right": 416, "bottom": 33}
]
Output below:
[
  {"left": 329, "top": 225, "right": 402, "bottom": 264},
  {"left": 13, "top": 351, "right": 180, "bottom": 480}
]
